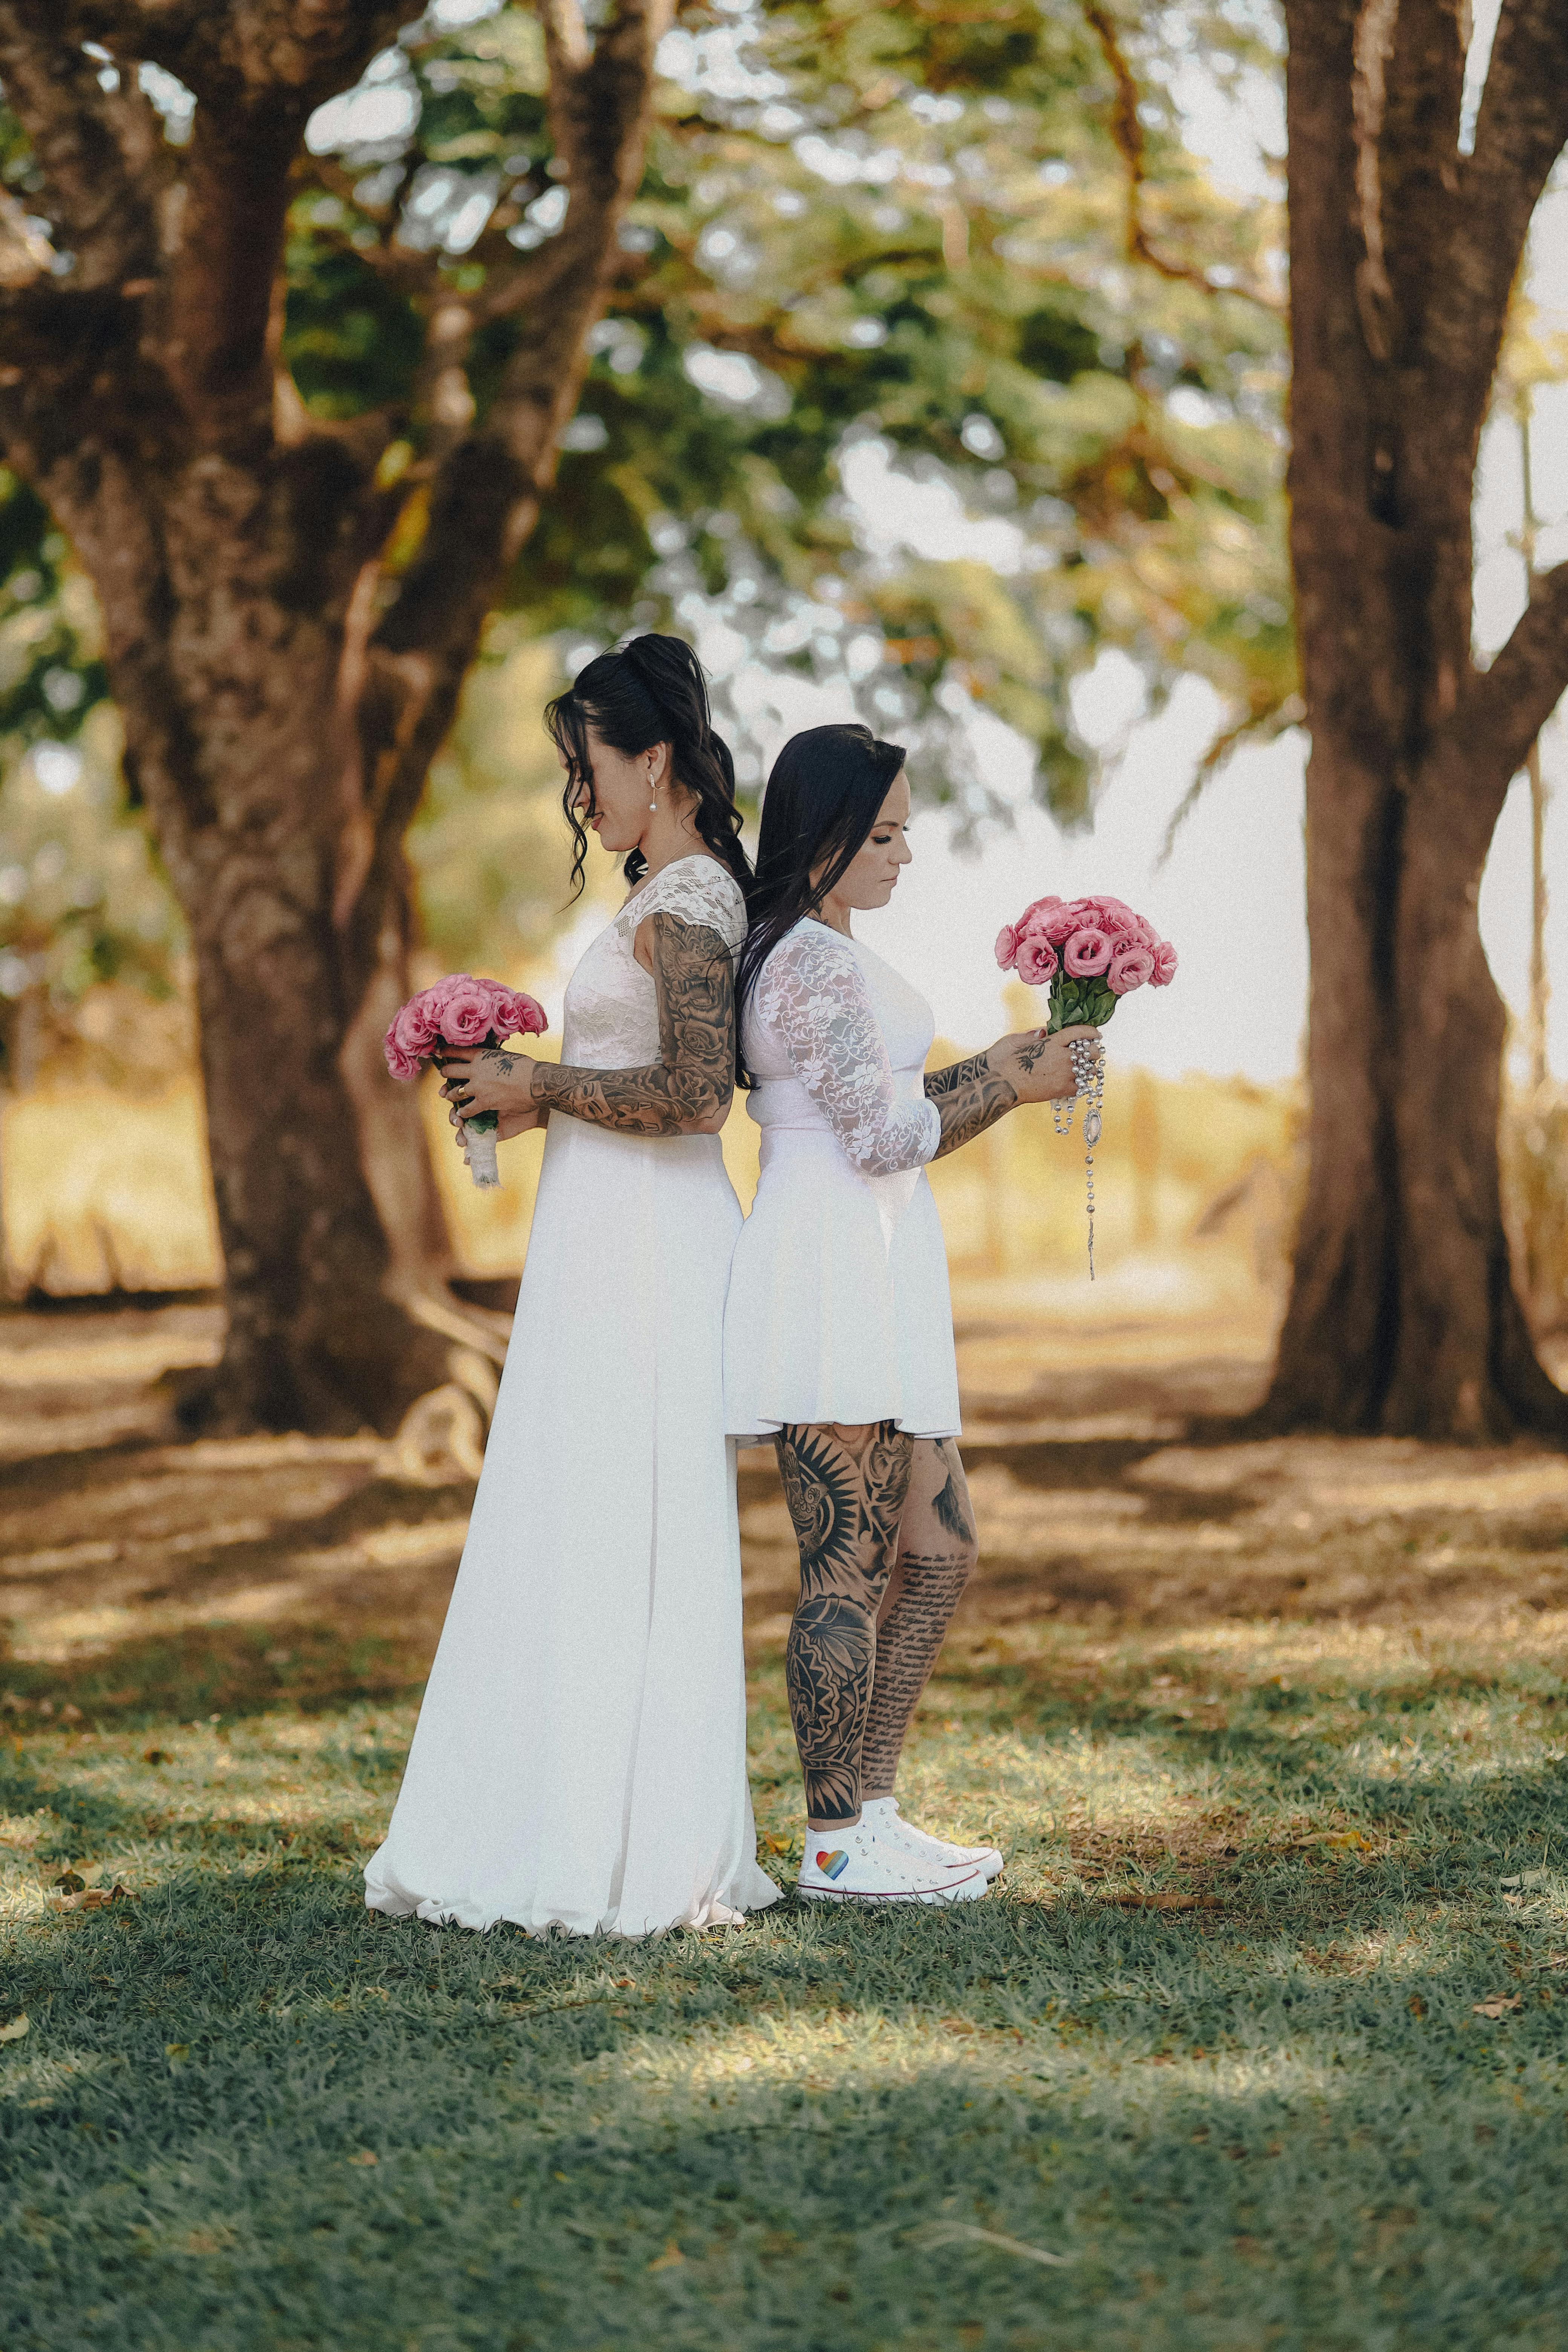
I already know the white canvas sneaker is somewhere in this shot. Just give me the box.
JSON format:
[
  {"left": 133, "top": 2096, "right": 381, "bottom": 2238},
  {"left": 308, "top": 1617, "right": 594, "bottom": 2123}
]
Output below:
[
  {"left": 796, "top": 1819, "right": 987, "bottom": 1905},
  {"left": 861, "top": 1797, "right": 1004, "bottom": 1882}
]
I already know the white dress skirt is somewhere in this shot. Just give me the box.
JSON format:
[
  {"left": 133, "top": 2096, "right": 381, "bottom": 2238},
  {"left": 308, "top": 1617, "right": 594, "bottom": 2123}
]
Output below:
[
  {"left": 365, "top": 856, "right": 780, "bottom": 1937},
  {"left": 723, "top": 918, "right": 961, "bottom": 1440}
]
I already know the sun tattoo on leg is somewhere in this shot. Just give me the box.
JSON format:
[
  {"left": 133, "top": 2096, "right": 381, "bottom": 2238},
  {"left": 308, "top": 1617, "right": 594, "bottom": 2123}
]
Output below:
[{"left": 775, "top": 1421, "right": 914, "bottom": 1826}]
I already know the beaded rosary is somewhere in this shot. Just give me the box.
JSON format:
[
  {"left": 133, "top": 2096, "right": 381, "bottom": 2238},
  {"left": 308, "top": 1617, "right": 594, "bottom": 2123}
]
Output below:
[{"left": 1051, "top": 1036, "right": 1104, "bottom": 1279}]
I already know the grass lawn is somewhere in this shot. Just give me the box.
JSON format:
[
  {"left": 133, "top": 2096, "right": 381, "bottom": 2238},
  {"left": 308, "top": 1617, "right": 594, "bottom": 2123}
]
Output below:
[{"left": 3, "top": 1604, "right": 1566, "bottom": 2351}]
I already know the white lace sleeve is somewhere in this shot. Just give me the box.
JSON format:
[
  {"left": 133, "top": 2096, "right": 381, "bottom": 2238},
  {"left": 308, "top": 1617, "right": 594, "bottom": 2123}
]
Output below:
[
  {"left": 756, "top": 928, "right": 940, "bottom": 1175},
  {"left": 623, "top": 859, "right": 746, "bottom": 956}
]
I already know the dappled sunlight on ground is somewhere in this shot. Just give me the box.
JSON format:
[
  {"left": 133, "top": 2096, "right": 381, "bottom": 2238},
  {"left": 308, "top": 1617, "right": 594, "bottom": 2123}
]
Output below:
[{"left": 1, "top": 1288, "right": 1566, "bottom": 2345}]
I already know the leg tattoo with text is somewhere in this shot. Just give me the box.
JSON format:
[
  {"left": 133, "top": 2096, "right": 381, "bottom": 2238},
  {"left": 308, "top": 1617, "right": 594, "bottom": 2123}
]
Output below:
[
  {"left": 859, "top": 1438, "right": 979, "bottom": 1801},
  {"left": 776, "top": 1421, "right": 914, "bottom": 1827}
]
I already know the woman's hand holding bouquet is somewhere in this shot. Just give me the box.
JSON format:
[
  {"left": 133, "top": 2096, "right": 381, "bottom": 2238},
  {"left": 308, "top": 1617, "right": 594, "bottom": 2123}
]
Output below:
[
  {"left": 994, "top": 891, "right": 1177, "bottom": 1279},
  {"left": 989, "top": 1024, "right": 1106, "bottom": 1105},
  {"left": 384, "top": 976, "right": 549, "bottom": 1189}
]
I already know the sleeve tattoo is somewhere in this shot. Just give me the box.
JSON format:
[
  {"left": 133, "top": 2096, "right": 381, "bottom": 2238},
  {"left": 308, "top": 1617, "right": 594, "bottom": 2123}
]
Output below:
[
  {"left": 923, "top": 1047, "right": 1019, "bottom": 1158},
  {"left": 528, "top": 913, "right": 736, "bottom": 1136}
]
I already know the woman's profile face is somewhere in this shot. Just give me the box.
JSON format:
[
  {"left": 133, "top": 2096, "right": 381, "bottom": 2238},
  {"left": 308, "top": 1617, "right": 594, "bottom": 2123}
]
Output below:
[
  {"left": 818, "top": 770, "right": 913, "bottom": 910},
  {"left": 562, "top": 725, "right": 671, "bottom": 854}
]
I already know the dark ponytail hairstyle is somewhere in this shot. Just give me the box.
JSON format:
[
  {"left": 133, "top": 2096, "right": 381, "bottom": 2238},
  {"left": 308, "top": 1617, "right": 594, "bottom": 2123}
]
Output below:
[
  {"left": 733, "top": 721, "right": 906, "bottom": 1085},
  {"left": 544, "top": 634, "right": 750, "bottom": 900}
]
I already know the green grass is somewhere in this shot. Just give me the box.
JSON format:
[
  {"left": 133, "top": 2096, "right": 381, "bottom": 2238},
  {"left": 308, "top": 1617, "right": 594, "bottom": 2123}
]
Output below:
[{"left": 2, "top": 1616, "right": 1566, "bottom": 2351}]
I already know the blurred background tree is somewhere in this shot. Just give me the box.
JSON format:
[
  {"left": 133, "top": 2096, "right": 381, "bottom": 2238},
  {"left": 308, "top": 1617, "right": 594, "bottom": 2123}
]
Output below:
[
  {"left": 0, "top": 0, "right": 1287, "bottom": 1429},
  {"left": 1265, "top": 0, "right": 1568, "bottom": 1443}
]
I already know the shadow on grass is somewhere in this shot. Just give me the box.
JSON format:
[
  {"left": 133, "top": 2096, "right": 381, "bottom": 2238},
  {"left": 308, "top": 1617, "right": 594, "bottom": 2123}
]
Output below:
[
  {"left": 3, "top": 1863, "right": 1567, "bottom": 2350},
  {"left": 1, "top": 1619, "right": 432, "bottom": 1728}
]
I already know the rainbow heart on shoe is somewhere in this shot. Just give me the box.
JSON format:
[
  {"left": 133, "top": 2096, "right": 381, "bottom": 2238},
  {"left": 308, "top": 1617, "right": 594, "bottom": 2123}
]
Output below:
[{"left": 815, "top": 1849, "right": 849, "bottom": 1880}]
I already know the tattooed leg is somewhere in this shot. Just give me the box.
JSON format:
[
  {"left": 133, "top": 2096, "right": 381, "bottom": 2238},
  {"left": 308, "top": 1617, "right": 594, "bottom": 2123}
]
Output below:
[
  {"left": 859, "top": 1438, "right": 978, "bottom": 1801},
  {"left": 775, "top": 1420, "right": 914, "bottom": 1830}
]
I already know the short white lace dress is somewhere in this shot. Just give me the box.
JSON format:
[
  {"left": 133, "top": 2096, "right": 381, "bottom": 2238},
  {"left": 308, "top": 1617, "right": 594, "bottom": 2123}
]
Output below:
[
  {"left": 366, "top": 855, "right": 780, "bottom": 1936},
  {"left": 723, "top": 918, "right": 961, "bottom": 1440}
]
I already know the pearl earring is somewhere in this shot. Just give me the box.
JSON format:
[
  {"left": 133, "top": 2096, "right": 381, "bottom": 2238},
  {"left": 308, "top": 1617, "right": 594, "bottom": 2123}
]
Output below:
[{"left": 648, "top": 766, "right": 657, "bottom": 812}]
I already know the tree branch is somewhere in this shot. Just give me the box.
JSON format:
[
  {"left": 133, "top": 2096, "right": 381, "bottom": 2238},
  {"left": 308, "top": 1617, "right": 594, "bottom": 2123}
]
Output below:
[
  {"left": 1375, "top": 0, "right": 1465, "bottom": 337},
  {"left": 0, "top": 8, "right": 166, "bottom": 289},
  {"left": 45, "top": 3, "right": 421, "bottom": 444},
  {"left": 1433, "top": 0, "right": 1568, "bottom": 442},
  {"left": 1083, "top": 0, "right": 1282, "bottom": 314},
  {"left": 1459, "top": 557, "right": 1568, "bottom": 787},
  {"left": 328, "top": 0, "right": 670, "bottom": 942}
]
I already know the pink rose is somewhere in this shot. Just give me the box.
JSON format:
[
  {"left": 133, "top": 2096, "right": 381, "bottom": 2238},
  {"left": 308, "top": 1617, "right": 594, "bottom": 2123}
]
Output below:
[
  {"left": 1083, "top": 894, "right": 1151, "bottom": 941},
  {"left": 1108, "top": 942, "right": 1155, "bottom": 994},
  {"left": 1017, "top": 895, "right": 1076, "bottom": 946},
  {"left": 438, "top": 977, "right": 496, "bottom": 1047},
  {"left": 1150, "top": 938, "right": 1178, "bottom": 986},
  {"left": 397, "top": 997, "right": 439, "bottom": 1053},
  {"left": 383, "top": 1027, "right": 422, "bottom": 1083},
  {"left": 1062, "top": 926, "right": 1113, "bottom": 977},
  {"left": 994, "top": 922, "right": 1020, "bottom": 971},
  {"left": 1015, "top": 934, "right": 1059, "bottom": 986},
  {"left": 497, "top": 988, "right": 548, "bottom": 1040}
]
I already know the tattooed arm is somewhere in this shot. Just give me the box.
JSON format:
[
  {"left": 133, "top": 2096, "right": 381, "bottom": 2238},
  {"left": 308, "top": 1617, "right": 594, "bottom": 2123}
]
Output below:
[
  {"left": 441, "top": 911, "right": 736, "bottom": 1139},
  {"left": 923, "top": 1024, "right": 1102, "bottom": 1159}
]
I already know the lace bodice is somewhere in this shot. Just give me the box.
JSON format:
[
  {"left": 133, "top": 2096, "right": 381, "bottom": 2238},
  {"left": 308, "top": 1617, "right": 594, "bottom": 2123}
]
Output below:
[
  {"left": 744, "top": 920, "right": 940, "bottom": 1175},
  {"left": 561, "top": 856, "right": 746, "bottom": 1070}
]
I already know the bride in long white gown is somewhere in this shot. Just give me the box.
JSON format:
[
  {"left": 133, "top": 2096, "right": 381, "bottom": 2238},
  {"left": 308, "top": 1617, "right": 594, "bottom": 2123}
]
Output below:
[{"left": 364, "top": 637, "right": 779, "bottom": 1937}]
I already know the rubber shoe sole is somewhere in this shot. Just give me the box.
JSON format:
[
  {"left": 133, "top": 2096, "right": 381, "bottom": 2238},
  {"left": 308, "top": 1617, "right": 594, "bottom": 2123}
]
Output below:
[{"left": 796, "top": 1864, "right": 988, "bottom": 1906}]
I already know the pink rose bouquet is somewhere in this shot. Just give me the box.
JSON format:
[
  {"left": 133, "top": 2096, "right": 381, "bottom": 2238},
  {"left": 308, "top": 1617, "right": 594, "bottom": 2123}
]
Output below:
[
  {"left": 384, "top": 975, "right": 548, "bottom": 1188},
  {"left": 996, "top": 892, "right": 1176, "bottom": 1032}
]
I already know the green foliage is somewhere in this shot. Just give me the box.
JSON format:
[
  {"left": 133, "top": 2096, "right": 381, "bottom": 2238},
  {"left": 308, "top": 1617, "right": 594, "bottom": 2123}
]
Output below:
[
  {"left": 280, "top": 0, "right": 1291, "bottom": 812},
  {"left": 0, "top": 710, "right": 184, "bottom": 1087},
  {"left": 0, "top": 473, "right": 108, "bottom": 749},
  {"left": 0, "top": 2, "right": 1292, "bottom": 1038},
  {"left": 404, "top": 632, "right": 581, "bottom": 975}
]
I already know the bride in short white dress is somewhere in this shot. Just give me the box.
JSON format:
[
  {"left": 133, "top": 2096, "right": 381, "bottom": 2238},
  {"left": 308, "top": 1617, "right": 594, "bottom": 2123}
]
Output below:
[
  {"left": 366, "top": 641, "right": 779, "bottom": 1938},
  {"left": 723, "top": 916, "right": 960, "bottom": 1441}
]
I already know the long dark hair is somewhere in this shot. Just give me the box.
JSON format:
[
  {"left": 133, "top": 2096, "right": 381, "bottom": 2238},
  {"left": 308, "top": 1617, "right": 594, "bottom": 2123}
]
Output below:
[
  {"left": 734, "top": 721, "right": 906, "bottom": 1083},
  {"left": 544, "top": 634, "right": 749, "bottom": 899}
]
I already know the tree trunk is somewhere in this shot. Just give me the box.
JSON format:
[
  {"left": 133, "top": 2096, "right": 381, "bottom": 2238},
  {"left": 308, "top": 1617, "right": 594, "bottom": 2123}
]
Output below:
[
  {"left": 0, "top": 0, "right": 670, "bottom": 1431},
  {"left": 338, "top": 870, "right": 455, "bottom": 1296},
  {"left": 187, "top": 879, "right": 450, "bottom": 1433},
  {"left": 1266, "top": 0, "right": 1568, "bottom": 1443}
]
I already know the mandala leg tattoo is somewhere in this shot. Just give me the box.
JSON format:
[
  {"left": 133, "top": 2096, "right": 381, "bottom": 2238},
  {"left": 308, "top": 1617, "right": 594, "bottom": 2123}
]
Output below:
[
  {"left": 775, "top": 1421, "right": 914, "bottom": 1828},
  {"left": 860, "top": 1439, "right": 978, "bottom": 1801}
]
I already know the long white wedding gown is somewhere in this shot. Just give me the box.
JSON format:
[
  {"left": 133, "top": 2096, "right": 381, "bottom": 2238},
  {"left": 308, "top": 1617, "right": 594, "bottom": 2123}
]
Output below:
[{"left": 365, "top": 855, "right": 780, "bottom": 1936}]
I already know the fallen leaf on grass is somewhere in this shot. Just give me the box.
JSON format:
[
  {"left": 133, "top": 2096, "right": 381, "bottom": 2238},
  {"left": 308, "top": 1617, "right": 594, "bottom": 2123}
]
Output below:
[
  {"left": 54, "top": 1871, "right": 85, "bottom": 1894},
  {"left": 164, "top": 2043, "right": 190, "bottom": 2063},
  {"left": 923, "top": 2222, "right": 1072, "bottom": 2269},
  {"left": 1099, "top": 1892, "right": 1220, "bottom": 1912},
  {"left": 0, "top": 2014, "right": 28, "bottom": 2043},
  {"left": 648, "top": 2240, "right": 684, "bottom": 2272},
  {"left": 761, "top": 1835, "right": 790, "bottom": 1855},
  {"left": 941, "top": 2017, "right": 977, "bottom": 2035},
  {"left": 142, "top": 1749, "right": 171, "bottom": 1766},
  {"left": 51, "top": 1884, "right": 133, "bottom": 1914},
  {"left": 347, "top": 2150, "right": 378, "bottom": 2167},
  {"left": 1473, "top": 1995, "right": 1522, "bottom": 2019}
]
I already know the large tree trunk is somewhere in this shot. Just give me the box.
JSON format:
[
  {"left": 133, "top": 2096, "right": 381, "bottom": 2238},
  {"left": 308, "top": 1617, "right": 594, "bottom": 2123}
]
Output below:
[
  {"left": 0, "top": 0, "right": 669, "bottom": 1429},
  {"left": 188, "top": 867, "right": 450, "bottom": 1432},
  {"left": 1266, "top": 0, "right": 1568, "bottom": 1441}
]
